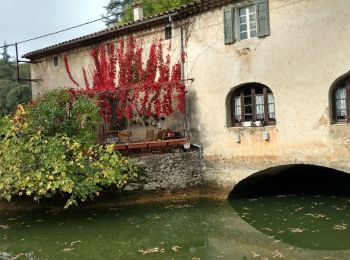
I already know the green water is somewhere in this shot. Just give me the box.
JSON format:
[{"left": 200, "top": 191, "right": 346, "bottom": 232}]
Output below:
[{"left": 0, "top": 196, "right": 350, "bottom": 259}]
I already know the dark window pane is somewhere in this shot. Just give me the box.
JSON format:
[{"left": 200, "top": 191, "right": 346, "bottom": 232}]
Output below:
[
  {"left": 255, "top": 87, "right": 263, "bottom": 95},
  {"left": 53, "top": 57, "right": 59, "bottom": 67},
  {"left": 244, "top": 88, "right": 251, "bottom": 95},
  {"left": 165, "top": 26, "right": 172, "bottom": 40},
  {"left": 245, "top": 115, "right": 253, "bottom": 121},
  {"left": 245, "top": 105, "right": 252, "bottom": 114},
  {"left": 244, "top": 96, "right": 252, "bottom": 105}
]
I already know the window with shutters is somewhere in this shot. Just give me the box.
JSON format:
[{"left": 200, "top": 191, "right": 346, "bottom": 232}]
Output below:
[
  {"left": 332, "top": 76, "right": 350, "bottom": 123},
  {"left": 230, "top": 83, "right": 276, "bottom": 127},
  {"left": 224, "top": 0, "right": 270, "bottom": 44}
]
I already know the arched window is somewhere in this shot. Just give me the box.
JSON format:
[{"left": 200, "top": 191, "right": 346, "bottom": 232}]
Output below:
[
  {"left": 332, "top": 77, "right": 350, "bottom": 123},
  {"left": 231, "top": 83, "right": 276, "bottom": 127}
]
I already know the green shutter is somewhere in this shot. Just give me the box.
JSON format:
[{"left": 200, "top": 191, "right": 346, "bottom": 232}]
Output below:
[
  {"left": 224, "top": 7, "right": 235, "bottom": 44},
  {"left": 256, "top": 0, "right": 270, "bottom": 37}
]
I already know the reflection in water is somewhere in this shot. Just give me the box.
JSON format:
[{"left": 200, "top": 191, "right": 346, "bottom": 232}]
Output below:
[
  {"left": 230, "top": 194, "right": 350, "bottom": 251},
  {"left": 0, "top": 199, "right": 349, "bottom": 259}
]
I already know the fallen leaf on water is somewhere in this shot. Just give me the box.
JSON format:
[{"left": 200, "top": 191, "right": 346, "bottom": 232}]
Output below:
[
  {"left": 272, "top": 250, "right": 284, "bottom": 258},
  {"left": 63, "top": 247, "right": 74, "bottom": 253},
  {"left": 171, "top": 245, "right": 181, "bottom": 252},
  {"left": 138, "top": 247, "right": 165, "bottom": 255},
  {"left": 70, "top": 240, "right": 82, "bottom": 246},
  {"left": 8, "top": 253, "right": 24, "bottom": 260},
  {"left": 304, "top": 213, "right": 326, "bottom": 219},
  {"left": 332, "top": 206, "right": 347, "bottom": 211},
  {"left": 333, "top": 224, "right": 347, "bottom": 231},
  {"left": 0, "top": 225, "right": 10, "bottom": 230},
  {"left": 288, "top": 228, "right": 306, "bottom": 233}
]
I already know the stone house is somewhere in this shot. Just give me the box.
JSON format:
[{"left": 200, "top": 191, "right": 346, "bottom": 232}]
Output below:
[{"left": 23, "top": 0, "right": 350, "bottom": 193}]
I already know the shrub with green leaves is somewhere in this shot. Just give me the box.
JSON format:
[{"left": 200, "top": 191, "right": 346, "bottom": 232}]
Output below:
[
  {"left": 26, "top": 89, "right": 102, "bottom": 148},
  {"left": 0, "top": 90, "right": 138, "bottom": 208}
]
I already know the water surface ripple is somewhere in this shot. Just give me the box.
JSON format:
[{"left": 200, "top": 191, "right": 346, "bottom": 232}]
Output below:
[{"left": 0, "top": 197, "right": 349, "bottom": 259}]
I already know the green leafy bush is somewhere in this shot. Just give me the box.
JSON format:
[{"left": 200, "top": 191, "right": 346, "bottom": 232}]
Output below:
[
  {"left": 27, "top": 89, "right": 101, "bottom": 148},
  {"left": 0, "top": 90, "right": 138, "bottom": 208}
]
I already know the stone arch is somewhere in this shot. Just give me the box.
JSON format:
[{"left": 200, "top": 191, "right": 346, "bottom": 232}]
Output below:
[
  {"left": 329, "top": 71, "right": 350, "bottom": 123},
  {"left": 225, "top": 82, "right": 275, "bottom": 127},
  {"left": 229, "top": 164, "right": 350, "bottom": 198}
]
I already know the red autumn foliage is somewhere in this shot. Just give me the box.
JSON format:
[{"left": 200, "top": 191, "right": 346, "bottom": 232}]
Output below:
[
  {"left": 64, "top": 36, "right": 186, "bottom": 127},
  {"left": 63, "top": 56, "right": 79, "bottom": 87}
]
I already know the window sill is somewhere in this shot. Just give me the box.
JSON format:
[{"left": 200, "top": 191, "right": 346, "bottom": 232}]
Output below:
[
  {"left": 331, "top": 122, "right": 350, "bottom": 126},
  {"left": 234, "top": 37, "right": 261, "bottom": 49},
  {"left": 227, "top": 125, "right": 276, "bottom": 130}
]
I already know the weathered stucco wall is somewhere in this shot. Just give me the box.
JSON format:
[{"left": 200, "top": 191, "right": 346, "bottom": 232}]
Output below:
[
  {"left": 183, "top": 0, "right": 350, "bottom": 190},
  {"left": 30, "top": 0, "right": 350, "bottom": 192}
]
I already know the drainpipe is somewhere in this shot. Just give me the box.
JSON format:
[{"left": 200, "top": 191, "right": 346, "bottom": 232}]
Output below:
[{"left": 179, "top": 25, "right": 188, "bottom": 139}]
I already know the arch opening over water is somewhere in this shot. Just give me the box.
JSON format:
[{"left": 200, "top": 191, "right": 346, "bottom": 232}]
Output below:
[
  {"left": 229, "top": 165, "right": 350, "bottom": 250},
  {"left": 230, "top": 164, "right": 350, "bottom": 198}
]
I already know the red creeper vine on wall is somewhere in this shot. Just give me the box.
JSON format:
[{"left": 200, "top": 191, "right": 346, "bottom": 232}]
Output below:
[{"left": 64, "top": 36, "right": 186, "bottom": 127}]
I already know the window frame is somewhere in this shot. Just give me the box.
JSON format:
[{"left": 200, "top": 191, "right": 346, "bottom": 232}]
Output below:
[
  {"left": 237, "top": 4, "right": 257, "bottom": 41},
  {"left": 332, "top": 78, "right": 350, "bottom": 123},
  {"left": 231, "top": 84, "right": 276, "bottom": 127}
]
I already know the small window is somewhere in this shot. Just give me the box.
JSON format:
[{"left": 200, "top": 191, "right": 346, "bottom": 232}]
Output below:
[
  {"left": 239, "top": 5, "right": 257, "bottom": 40},
  {"left": 53, "top": 56, "right": 59, "bottom": 67},
  {"left": 230, "top": 83, "right": 276, "bottom": 127},
  {"left": 332, "top": 77, "right": 350, "bottom": 123},
  {"left": 165, "top": 25, "right": 172, "bottom": 40}
]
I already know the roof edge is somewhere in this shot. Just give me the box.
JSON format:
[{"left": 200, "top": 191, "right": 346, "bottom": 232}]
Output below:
[{"left": 23, "top": 0, "right": 235, "bottom": 60}]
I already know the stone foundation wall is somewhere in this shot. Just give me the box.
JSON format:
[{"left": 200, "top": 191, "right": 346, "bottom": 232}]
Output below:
[{"left": 125, "top": 151, "right": 203, "bottom": 194}]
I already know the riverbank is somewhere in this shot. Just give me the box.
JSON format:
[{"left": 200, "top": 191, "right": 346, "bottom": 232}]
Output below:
[{"left": 0, "top": 150, "right": 231, "bottom": 211}]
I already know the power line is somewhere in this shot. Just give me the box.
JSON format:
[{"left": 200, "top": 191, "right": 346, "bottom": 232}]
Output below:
[
  {"left": 0, "top": 11, "right": 126, "bottom": 49},
  {"left": 0, "top": 44, "right": 14, "bottom": 49},
  {"left": 0, "top": 0, "right": 189, "bottom": 50},
  {"left": 17, "top": 14, "right": 117, "bottom": 45}
]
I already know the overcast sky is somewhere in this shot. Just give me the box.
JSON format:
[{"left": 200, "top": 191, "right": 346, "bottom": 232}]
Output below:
[{"left": 0, "top": 0, "right": 110, "bottom": 59}]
